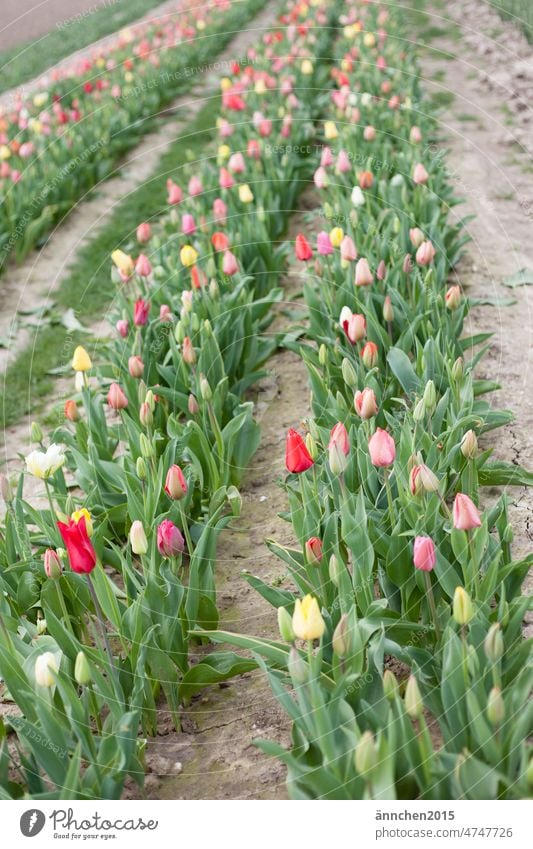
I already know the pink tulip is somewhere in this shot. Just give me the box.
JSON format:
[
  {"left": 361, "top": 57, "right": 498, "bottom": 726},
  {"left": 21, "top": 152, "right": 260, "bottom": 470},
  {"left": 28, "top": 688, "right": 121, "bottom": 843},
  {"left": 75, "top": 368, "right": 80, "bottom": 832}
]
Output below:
[
  {"left": 136, "top": 222, "right": 151, "bottom": 243},
  {"left": 453, "top": 493, "right": 482, "bottom": 531},
  {"left": 341, "top": 309, "right": 366, "bottom": 344},
  {"left": 363, "top": 126, "right": 376, "bottom": 141},
  {"left": 128, "top": 356, "right": 144, "bottom": 379},
  {"left": 336, "top": 149, "right": 351, "bottom": 173},
  {"left": 328, "top": 422, "right": 350, "bottom": 475},
  {"left": 413, "top": 536, "right": 436, "bottom": 572},
  {"left": 134, "top": 299, "right": 150, "bottom": 326},
  {"left": 116, "top": 319, "right": 129, "bottom": 338},
  {"left": 135, "top": 254, "right": 152, "bottom": 277},
  {"left": 107, "top": 383, "right": 128, "bottom": 410},
  {"left": 313, "top": 166, "right": 328, "bottom": 189},
  {"left": 166, "top": 179, "right": 182, "bottom": 205},
  {"left": 222, "top": 250, "right": 239, "bottom": 275},
  {"left": 213, "top": 198, "right": 227, "bottom": 224},
  {"left": 409, "top": 227, "right": 425, "bottom": 248},
  {"left": 164, "top": 465, "right": 187, "bottom": 500},
  {"left": 219, "top": 167, "right": 234, "bottom": 189},
  {"left": 340, "top": 235, "right": 357, "bottom": 262},
  {"left": 368, "top": 428, "right": 396, "bottom": 467},
  {"left": 157, "top": 520, "right": 185, "bottom": 558},
  {"left": 410, "top": 126, "right": 422, "bottom": 144},
  {"left": 355, "top": 257, "right": 373, "bottom": 286},
  {"left": 159, "top": 304, "right": 172, "bottom": 322},
  {"left": 413, "top": 163, "right": 429, "bottom": 185},
  {"left": 228, "top": 152, "right": 245, "bottom": 173},
  {"left": 416, "top": 240, "right": 436, "bottom": 266},
  {"left": 354, "top": 388, "right": 378, "bottom": 419},
  {"left": 188, "top": 175, "right": 203, "bottom": 197},
  {"left": 376, "top": 259, "right": 387, "bottom": 281},
  {"left": 320, "top": 146, "right": 334, "bottom": 167},
  {"left": 182, "top": 213, "right": 196, "bottom": 235},
  {"left": 317, "top": 231, "right": 333, "bottom": 256}
]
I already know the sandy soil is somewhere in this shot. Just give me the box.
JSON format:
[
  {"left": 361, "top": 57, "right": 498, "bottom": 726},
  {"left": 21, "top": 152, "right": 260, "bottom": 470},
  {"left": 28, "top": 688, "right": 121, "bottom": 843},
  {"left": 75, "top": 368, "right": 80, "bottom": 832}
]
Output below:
[
  {"left": 1, "top": 0, "right": 114, "bottom": 51},
  {"left": 420, "top": 0, "right": 532, "bottom": 599}
]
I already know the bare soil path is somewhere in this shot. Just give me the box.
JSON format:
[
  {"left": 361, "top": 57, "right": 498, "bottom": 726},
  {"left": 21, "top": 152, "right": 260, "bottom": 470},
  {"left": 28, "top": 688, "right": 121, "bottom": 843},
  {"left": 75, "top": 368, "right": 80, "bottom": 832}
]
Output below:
[{"left": 421, "top": 0, "right": 533, "bottom": 611}]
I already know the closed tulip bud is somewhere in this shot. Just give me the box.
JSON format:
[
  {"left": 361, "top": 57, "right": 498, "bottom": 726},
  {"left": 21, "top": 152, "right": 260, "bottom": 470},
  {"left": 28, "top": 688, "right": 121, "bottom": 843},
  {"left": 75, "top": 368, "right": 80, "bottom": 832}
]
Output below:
[
  {"left": 503, "top": 523, "right": 513, "bottom": 544},
  {"left": 64, "top": 399, "right": 79, "bottom": 422},
  {"left": 157, "top": 519, "right": 185, "bottom": 558},
  {"left": 128, "top": 356, "right": 144, "bottom": 379},
  {"left": 416, "top": 240, "right": 436, "bottom": 266},
  {"left": 484, "top": 623, "right": 504, "bottom": 663},
  {"left": 409, "top": 227, "right": 425, "bottom": 248},
  {"left": 361, "top": 341, "right": 378, "bottom": 368},
  {"left": 111, "top": 249, "right": 134, "bottom": 277},
  {"left": 340, "top": 235, "right": 357, "bottom": 262},
  {"left": 116, "top": 318, "right": 129, "bottom": 338},
  {"left": 404, "top": 675, "right": 423, "bottom": 718},
  {"left": 332, "top": 613, "right": 350, "bottom": 657},
  {"left": 182, "top": 336, "right": 196, "bottom": 365},
  {"left": 487, "top": 687, "right": 505, "bottom": 726},
  {"left": 413, "top": 398, "right": 426, "bottom": 421},
  {"left": 139, "top": 433, "right": 154, "bottom": 459},
  {"left": 413, "top": 162, "right": 429, "bottom": 184},
  {"left": 368, "top": 428, "right": 395, "bottom": 467},
  {"left": 31, "top": 421, "right": 43, "bottom": 443},
  {"left": 292, "top": 595, "right": 325, "bottom": 641},
  {"left": 44, "top": 548, "right": 62, "bottom": 580},
  {"left": 35, "top": 652, "right": 59, "bottom": 687},
  {"left": 139, "top": 401, "right": 153, "bottom": 428},
  {"left": 460, "top": 429, "right": 478, "bottom": 459},
  {"left": 354, "top": 387, "right": 378, "bottom": 419},
  {"left": 453, "top": 493, "right": 482, "bottom": 530},
  {"left": 341, "top": 358, "right": 357, "bottom": 388},
  {"left": 402, "top": 253, "right": 413, "bottom": 274},
  {"left": 329, "top": 554, "right": 341, "bottom": 586},
  {"left": 383, "top": 295, "right": 394, "bottom": 322},
  {"left": 377, "top": 259, "right": 387, "bottom": 281},
  {"left": 199, "top": 374, "right": 212, "bottom": 401},
  {"left": 329, "top": 227, "right": 344, "bottom": 248},
  {"left": 413, "top": 536, "right": 436, "bottom": 572},
  {"left": 410, "top": 463, "right": 439, "bottom": 495},
  {"left": 355, "top": 257, "right": 373, "bottom": 287},
  {"left": 278, "top": 606, "right": 295, "bottom": 642},
  {"left": 318, "top": 343, "right": 327, "bottom": 366},
  {"left": 165, "top": 464, "right": 187, "bottom": 500},
  {"left": 423, "top": 380, "right": 436, "bottom": 412},
  {"left": 286, "top": 428, "right": 314, "bottom": 474},
  {"left": 355, "top": 731, "right": 378, "bottom": 777},
  {"left": 37, "top": 617, "right": 47, "bottom": 635},
  {"left": 453, "top": 586, "right": 474, "bottom": 625},
  {"left": 445, "top": 285, "right": 462, "bottom": 310},
  {"left": 288, "top": 646, "right": 307, "bottom": 684},
  {"left": 107, "top": 382, "right": 128, "bottom": 410},
  {"left": 305, "top": 536, "right": 323, "bottom": 565},
  {"left": 188, "top": 394, "right": 199, "bottom": 415},
  {"left": 72, "top": 345, "right": 92, "bottom": 372},
  {"left": 0, "top": 473, "right": 12, "bottom": 504},
  {"left": 328, "top": 422, "right": 350, "bottom": 475},
  {"left": 135, "top": 253, "right": 152, "bottom": 277},
  {"left": 383, "top": 669, "right": 399, "bottom": 701},
  {"left": 136, "top": 457, "right": 147, "bottom": 480},
  {"left": 452, "top": 357, "right": 464, "bottom": 381},
  {"left": 180, "top": 245, "right": 198, "bottom": 268},
  {"left": 74, "top": 651, "right": 92, "bottom": 685},
  {"left": 136, "top": 222, "right": 152, "bottom": 244},
  {"left": 209, "top": 278, "right": 219, "bottom": 298},
  {"left": 130, "top": 520, "right": 148, "bottom": 555},
  {"left": 305, "top": 433, "right": 318, "bottom": 461}
]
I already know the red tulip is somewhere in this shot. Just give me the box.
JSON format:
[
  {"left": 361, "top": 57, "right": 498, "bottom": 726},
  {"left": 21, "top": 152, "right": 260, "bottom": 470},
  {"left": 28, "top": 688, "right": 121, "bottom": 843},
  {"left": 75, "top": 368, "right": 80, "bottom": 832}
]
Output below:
[
  {"left": 134, "top": 299, "right": 150, "bottom": 326},
  {"left": 368, "top": 428, "right": 395, "bottom": 467},
  {"left": 453, "top": 493, "right": 482, "bottom": 531},
  {"left": 305, "top": 537, "right": 323, "bottom": 565},
  {"left": 285, "top": 428, "right": 314, "bottom": 473},
  {"left": 57, "top": 515, "right": 96, "bottom": 574},
  {"left": 295, "top": 233, "right": 313, "bottom": 261},
  {"left": 413, "top": 536, "right": 436, "bottom": 572}
]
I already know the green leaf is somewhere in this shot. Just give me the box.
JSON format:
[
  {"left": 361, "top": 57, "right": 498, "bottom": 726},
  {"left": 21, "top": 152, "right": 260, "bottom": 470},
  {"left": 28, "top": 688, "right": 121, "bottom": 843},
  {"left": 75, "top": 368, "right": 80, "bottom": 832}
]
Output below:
[
  {"left": 179, "top": 651, "right": 256, "bottom": 704},
  {"left": 502, "top": 267, "right": 533, "bottom": 287},
  {"left": 386, "top": 348, "right": 420, "bottom": 395}
]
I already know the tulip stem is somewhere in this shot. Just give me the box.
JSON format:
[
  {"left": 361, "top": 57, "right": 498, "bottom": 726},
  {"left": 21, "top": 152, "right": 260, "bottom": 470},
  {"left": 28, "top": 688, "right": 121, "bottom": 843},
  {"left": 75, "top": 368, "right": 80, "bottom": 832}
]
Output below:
[
  {"left": 383, "top": 469, "right": 395, "bottom": 529},
  {"left": 44, "top": 480, "right": 61, "bottom": 546},
  {"left": 86, "top": 575, "right": 119, "bottom": 691},
  {"left": 424, "top": 572, "right": 440, "bottom": 643},
  {"left": 56, "top": 580, "right": 75, "bottom": 635},
  {"left": 467, "top": 533, "right": 481, "bottom": 598},
  {"left": 87, "top": 685, "right": 103, "bottom": 735},
  {"left": 179, "top": 506, "right": 194, "bottom": 560}
]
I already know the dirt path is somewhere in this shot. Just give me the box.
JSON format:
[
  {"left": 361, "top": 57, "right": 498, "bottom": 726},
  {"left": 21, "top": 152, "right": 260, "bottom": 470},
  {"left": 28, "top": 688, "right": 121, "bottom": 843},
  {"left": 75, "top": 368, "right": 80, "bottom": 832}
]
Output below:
[
  {"left": 0, "top": 1, "right": 279, "bottom": 479},
  {"left": 421, "top": 1, "right": 532, "bottom": 611}
]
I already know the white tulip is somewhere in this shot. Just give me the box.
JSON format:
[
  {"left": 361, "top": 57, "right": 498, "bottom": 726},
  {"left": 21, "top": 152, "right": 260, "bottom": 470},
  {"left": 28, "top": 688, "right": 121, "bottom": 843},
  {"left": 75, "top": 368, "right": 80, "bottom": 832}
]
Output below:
[
  {"left": 35, "top": 652, "right": 59, "bottom": 687},
  {"left": 25, "top": 444, "right": 65, "bottom": 480},
  {"left": 351, "top": 186, "right": 365, "bottom": 207}
]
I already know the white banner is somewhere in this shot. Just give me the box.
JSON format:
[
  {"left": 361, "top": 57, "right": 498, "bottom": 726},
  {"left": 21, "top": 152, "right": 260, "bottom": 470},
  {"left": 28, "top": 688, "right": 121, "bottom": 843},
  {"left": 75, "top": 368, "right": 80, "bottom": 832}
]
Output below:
[{"left": 1, "top": 800, "right": 531, "bottom": 848}]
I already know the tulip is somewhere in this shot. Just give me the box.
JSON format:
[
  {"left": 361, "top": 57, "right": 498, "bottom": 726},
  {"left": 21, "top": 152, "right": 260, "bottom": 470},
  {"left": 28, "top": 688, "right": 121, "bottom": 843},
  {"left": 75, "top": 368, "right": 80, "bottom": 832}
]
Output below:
[
  {"left": 111, "top": 249, "right": 134, "bottom": 277},
  {"left": 181, "top": 213, "right": 196, "bottom": 236},
  {"left": 446, "top": 285, "right": 462, "bottom": 310},
  {"left": 340, "top": 235, "right": 357, "bottom": 262},
  {"left": 368, "top": 428, "right": 395, "bottom": 467},
  {"left": 64, "top": 399, "right": 79, "bottom": 422},
  {"left": 409, "top": 227, "right": 425, "bottom": 248},
  {"left": 182, "top": 336, "right": 196, "bottom": 365},
  {"left": 180, "top": 245, "right": 198, "bottom": 267},
  {"left": 71, "top": 508, "right": 93, "bottom": 537},
  {"left": 25, "top": 444, "right": 65, "bottom": 479},
  {"left": 135, "top": 254, "right": 151, "bottom": 277},
  {"left": 292, "top": 594, "right": 325, "bottom": 641},
  {"left": 317, "top": 230, "right": 333, "bottom": 255},
  {"left": 324, "top": 121, "right": 338, "bottom": 140},
  {"left": 128, "top": 356, "right": 144, "bottom": 379},
  {"left": 134, "top": 298, "right": 150, "bottom": 326},
  {"left": 285, "top": 428, "right": 314, "bottom": 473},
  {"left": 358, "top": 170, "right": 373, "bottom": 190},
  {"left": 305, "top": 537, "right": 323, "bottom": 565},
  {"left": 383, "top": 669, "right": 399, "bottom": 701},
  {"left": 222, "top": 250, "right": 239, "bottom": 275},
  {"left": 157, "top": 520, "right": 185, "bottom": 558},
  {"left": 313, "top": 166, "right": 328, "bottom": 189},
  {"left": 188, "top": 175, "right": 203, "bottom": 197},
  {"left": 410, "top": 463, "right": 439, "bottom": 495},
  {"left": 361, "top": 341, "right": 378, "bottom": 368},
  {"left": 57, "top": 515, "right": 96, "bottom": 574},
  {"left": 295, "top": 233, "right": 313, "bottom": 261},
  {"left": 44, "top": 549, "right": 62, "bottom": 580},
  {"left": 487, "top": 687, "right": 505, "bottom": 726},
  {"left": 228, "top": 152, "right": 245, "bottom": 173},
  {"left": 484, "top": 623, "right": 504, "bottom": 663},
  {"left": 403, "top": 253, "right": 413, "bottom": 274},
  {"left": 453, "top": 586, "right": 473, "bottom": 625},
  {"left": 341, "top": 309, "right": 366, "bottom": 343},
  {"left": 453, "top": 493, "right": 482, "bottom": 530},
  {"left": 363, "top": 125, "right": 376, "bottom": 142},
  {"left": 165, "top": 465, "right": 187, "bottom": 500},
  {"left": 219, "top": 167, "right": 234, "bottom": 189},
  {"left": 460, "top": 429, "right": 478, "bottom": 459},
  {"left": 247, "top": 139, "right": 261, "bottom": 159},
  {"left": 130, "top": 521, "right": 148, "bottom": 555},
  {"left": 328, "top": 422, "right": 350, "bottom": 475},
  {"left": 413, "top": 536, "right": 436, "bottom": 572},
  {"left": 413, "top": 162, "right": 429, "bottom": 184},
  {"left": 336, "top": 149, "right": 351, "bottom": 173},
  {"left": 376, "top": 259, "right": 387, "bottom": 281},
  {"left": 329, "top": 227, "right": 344, "bottom": 248},
  {"left": 416, "top": 240, "right": 436, "bottom": 266},
  {"left": 136, "top": 222, "right": 151, "bottom": 243},
  {"left": 107, "top": 383, "right": 128, "bottom": 410},
  {"left": 213, "top": 198, "right": 227, "bottom": 224},
  {"left": 320, "top": 146, "right": 334, "bottom": 167},
  {"left": 211, "top": 231, "right": 230, "bottom": 252},
  {"left": 354, "top": 388, "right": 378, "bottom": 419},
  {"left": 74, "top": 651, "right": 92, "bottom": 685},
  {"left": 139, "top": 401, "right": 153, "bottom": 428},
  {"left": 351, "top": 185, "right": 365, "bottom": 206},
  {"left": 410, "top": 126, "right": 422, "bottom": 143},
  {"left": 72, "top": 345, "right": 92, "bottom": 372},
  {"left": 199, "top": 374, "right": 212, "bottom": 401},
  {"left": 355, "top": 731, "right": 378, "bottom": 776},
  {"left": 188, "top": 394, "right": 199, "bottom": 415},
  {"left": 116, "top": 319, "right": 129, "bottom": 338},
  {"left": 35, "top": 652, "right": 59, "bottom": 687},
  {"left": 238, "top": 184, "right": 254, "bottom": 204},
  {"left": 159, "top": 304, "right": 172, "bottom": 322},
  {"left": 404, "top": 675, "right": 423, "bottom": 718},
  {"left": 332, "top": 613, "right": 352, "bottom": 658},
  {"left": 355, "top": 257, "right": 373, "bottom": 286},
  {"left": 383, "top": 295, "right": 394, "bottom": 322}
]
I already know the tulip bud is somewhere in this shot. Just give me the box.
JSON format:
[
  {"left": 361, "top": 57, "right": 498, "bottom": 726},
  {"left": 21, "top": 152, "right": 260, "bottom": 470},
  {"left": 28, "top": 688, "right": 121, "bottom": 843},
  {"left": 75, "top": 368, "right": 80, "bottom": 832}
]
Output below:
[
  {"left": 383, "top": 669, "right": 399, "bottom": 701},
  {"left": 413, "top": 398, "right": 426, "bottom": 421},
  {"left": 35, "top": 652, "right": 59, "bottom": 687},
  {"left": 318, "top": 344, "right": 327, "bottom": 366},
  {"left": 139, "top": 433, "right": 154, "bottom": 459},
  {"left": 355, "top": 731, "right": 378, "bottom": 777},
  {"left": 383, "top": 295, "right": 394, "bottom": 323},
  {"left": 402, "top": 254, "right": 412, "bottom": 275},
  {"left": 44, "top": 549, "right": 62, "bottom": 580},
  {"left": 64, "top": 399, "right": 79, "bottom": 422},
  {"left": 130, "top": 520, "right": 148, "bottom": 555},
  {"left": 487, "top": 687, "right": 505, "bottom": 726},
  {"left": 107, "top": 383, "right": 128, "bottom": 410},
  {"left": 305, "top": 433, "right": 318, "bottom": 461},
  {"left": 31, "top": 421, "right": 43, "bottom": 443},
  {"left": 354, "top": 388, "right": 378, "bottom": 420},
  {"left": 139, "top": 401, "right": 153, "bottom": 428},
  {"left": 72, "top": 345, "right": 92, "bottom": 372},
  {"left": 188, "top": 394, "right": 199, "bottom": 415},
  {"left": 341, "top": 358, "right": 357, "bottom": 388},
  {"left": 128, "top": 356, "right": 144, "bottom": 379},
  {"left": 446, "top": 285, "right": 462, "bottom": 310},
  {"left": 165, "top": 465, "right": 187, "bottom": 500},
  {"left": 453, "top": 587, "right": 474, "bottom": 625},
  {"left": 484, "top": 623, "right": 504, "bottom": 663},
  {"left": 361, "top": 342, "right": 378, "bottom": 369},
  {"left": 199, "top": 374, "right": 212, "bottom": 401},
  {"left": 136, "top": 457, "right": 147, "bottom": 480},
  {"left": 278, "top": 607, "right": 295, "bottom": 642},
  {"left": 460, "top": 429, "right": 478, "bottom": 460},
  {"left": 288, "top": 647, "right": 307, "bottom": 685},
  {"left": 332, "top": 613, "right": 351, "bottom": 658},
  {"left": 0, "top": 473, "right": 12, "bottom": 504},
  {"left": 37, "top": 617, "right": 47, "bottom": 635},
  {"left": 452, "top": 357, "right": 464, "bottom": 382},
  {"left": 404, "top": 675, "right": 423, "bottom": 718},
  {"left": 328, "top": 422, "right": 350, "bottom": 475},
  {"left": 74, "top": 651, "right": 92, "bottom": 685},
  {"left": 305, "top": 537, "right": 323, "bottom": 566},
  {"left": 329, "top": 554, "right": 341, "bottom": 586},
  {"left": 145, "top": 389, "right": 155, "bottom": 412},
  {"left": 182, "top": 336, "right": 196, "bottom": 365},
  {"left": 423, "top": 380, "right": 436, "bottom": 412}
]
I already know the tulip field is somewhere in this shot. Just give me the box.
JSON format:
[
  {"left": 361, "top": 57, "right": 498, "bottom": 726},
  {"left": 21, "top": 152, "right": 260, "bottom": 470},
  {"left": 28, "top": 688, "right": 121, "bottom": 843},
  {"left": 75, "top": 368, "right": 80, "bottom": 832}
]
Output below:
[{"left": 0, "top": 0, "right": 532, "bottom": 804}]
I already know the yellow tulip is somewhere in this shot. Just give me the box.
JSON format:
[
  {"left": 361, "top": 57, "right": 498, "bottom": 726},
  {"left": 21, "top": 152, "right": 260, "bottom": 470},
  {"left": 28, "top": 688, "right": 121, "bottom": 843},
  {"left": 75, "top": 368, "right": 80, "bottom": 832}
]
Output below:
[
  {"left": 238, "top": 184, "right": 254, "bottom": 204},
  {"left": 329, "top": 227, "right": 344, "bottom": 247},
  {"left": 72, "top": 345, "right": 92, "bottom": 372},
  {"left": 364, "top": 32, "right": 376, "bottom": 48},
  {"left": 217, "top": 144, "right": 231, "bottom": 164},
  {"left": 254, "top": 79, "right": 267, "bottom": 95},
  {"left": 324, "top": 121, "right": 338, "bottom": 141},
  {"left": 71, "top": 508, "right": 93, "bottom": 537},
  {"left": 111, "top": 249, "right": 134, "bottom": 276},
  {"left": 33, "top": 92, "right": 48, "bottom": 108},
  {"left": 124, "top": 71, "right": 133, "bottom": 84},
  {"left": 300, "top": 59, "right": 313, "bottom": 75},
  {"left": 0, "top": 145, "right": 11, "bottom": 160},
  {"left": 220, "top": 77, "right": 232, "bottom": 92},
  {"left": 292, "top": 595, "right": 325, "bottom": 641},
  {"left": 196, "top": 19, "right": 205, "bottom": 31},
  {"left": 453, "top": 587, "right": 473, "bottom": 625},
  {"left": 180, "top": 245, "right": 198, "bottom": 267}
]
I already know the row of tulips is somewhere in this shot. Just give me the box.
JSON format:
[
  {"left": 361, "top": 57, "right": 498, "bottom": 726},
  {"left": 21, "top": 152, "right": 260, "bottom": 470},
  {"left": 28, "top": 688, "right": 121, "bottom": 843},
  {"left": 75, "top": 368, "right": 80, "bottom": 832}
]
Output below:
[
  {"left": 202, "top": 0, "right": 533, "bottom": 799},
  {"left": 0, "top": 0, "right": 338, "bottom": 799},
  {"left": 0, "top": 0, "right": 267, "bottom": 270}
]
